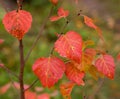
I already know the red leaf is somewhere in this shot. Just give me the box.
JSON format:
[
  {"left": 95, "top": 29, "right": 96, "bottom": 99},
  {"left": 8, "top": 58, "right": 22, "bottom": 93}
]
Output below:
[
  {"left": 95, "top": 54, "right": 115, "bottom": 79},
  {"left": 57, "top": 7, "right": 69, "bottom": 18},
  {"left": 84, "top": 16, "right": 97, "bottom": 29},
  {"left": 50, "top": 0, "right": 58, "bottom": 5},
  {"left": 0, "top": 39, "right": 4, "bottom": 44},
  {"left": 75, "top": 0, "right": 78, "bottom": 4},
  {"left": 60, "top": 82, "right": 75, "bottom": 99},
  {"left": 50, "top": 7, "right": 69, "bottom": 22},
  {"left": 37, "top": 93, "right": 50, "bottom": 99},
  {"left": 0, "top": 63, "right": 4, "bottom": 67},
  {"left": 3, "top": 10, "right": 32, "bottom": 40},
  {"left": 117, "top": 53, "right": 120, "bottom": 61},
  {"left": 84, "top": 15, "right": 104, "bottom": 40},
  {"left": 25, "top": 91, "right": 37, "bottom": 99},
  {"left": 55, "top": 31, "right": 82, "bottom": 63},
  {"left": 65, "top": 62, "right": 85, "bottom": 85},
  {"left": 49, "top": 16, "right": 61, "bottom": 22},
  {"left": 32, "top": 57, "right": 66, "bottom": 88},
  {"left": 0, "top": 83, "right": 10, "bottom": 94}
]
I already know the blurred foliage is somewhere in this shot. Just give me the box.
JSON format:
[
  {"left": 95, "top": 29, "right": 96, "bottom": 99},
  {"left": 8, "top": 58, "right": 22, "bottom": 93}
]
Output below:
[{"left": 0, "top": 0, "right": 120, "bottom": 99}]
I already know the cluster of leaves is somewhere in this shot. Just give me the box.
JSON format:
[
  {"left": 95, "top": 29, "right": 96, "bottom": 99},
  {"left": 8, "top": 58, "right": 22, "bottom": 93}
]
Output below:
[
  {"left": 32, "top": 3, "right": 115, "bottom": 99},
  {"left": 1, "top": 0, "right": 117, "bottom": 99},
  {"left": 0, "top": 82, "right": 50, "bottom": 99}
]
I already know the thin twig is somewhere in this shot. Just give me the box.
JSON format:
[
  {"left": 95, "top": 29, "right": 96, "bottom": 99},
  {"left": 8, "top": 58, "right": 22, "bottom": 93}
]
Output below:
[
  {"left": 88, "top": 79, "right": 105, "bottom": 99},
  {"left": 24, "top": 78, "right": 39, "bottom": 92},
  {"left": 19, "top": 40, "right": 25, "bottom": 99},
  {"left": 24, "top": 6, "right": 54, "bottom": 63},
  {"left": 50, "top": 20, "right": 70, "bottom": 55},
  {"left": 0, "top": 65, "right": 19, "bottom": 79}
]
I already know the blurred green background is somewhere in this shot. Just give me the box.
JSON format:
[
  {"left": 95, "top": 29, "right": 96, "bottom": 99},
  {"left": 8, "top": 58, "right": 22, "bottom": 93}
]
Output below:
[{"left": 0, "top": 0, "right": 120, "bottom": 99}]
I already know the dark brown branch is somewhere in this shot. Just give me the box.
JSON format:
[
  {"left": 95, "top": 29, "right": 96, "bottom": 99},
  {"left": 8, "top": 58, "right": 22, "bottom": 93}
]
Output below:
[
  {"left": 24, "top": 6, "right": 54, "bottom": 63},
  {"left": 24, "top": 78, "right": 39, "bottom": 92},
  {"left": 17, "top": 0, "right": 23, "bottom": 10},
  {"left": 19, "top": 40, "right": 25, "bottom": 99}
]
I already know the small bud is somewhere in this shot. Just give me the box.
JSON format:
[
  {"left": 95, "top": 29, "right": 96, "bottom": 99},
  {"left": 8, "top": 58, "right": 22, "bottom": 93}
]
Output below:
[{"left": 50, "top": 0, "right": 58, "bottom": 5}]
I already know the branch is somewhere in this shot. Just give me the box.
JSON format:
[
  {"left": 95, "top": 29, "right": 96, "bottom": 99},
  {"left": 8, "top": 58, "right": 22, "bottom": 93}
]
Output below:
[
  {"left": 24, "top": 6, "right": 54, "bottom": 63},
  {"left": 24, "top": 78, "right": 39, "bottom": 91},
  {"left": 88, "top": 79, "right": 105, "bottom": 99},
  {"left": 50, "top": 19, "right": 70, "bottom": 55},
  {"left": 17, "top": 0, "right": 24, "bottom": 10},
  {"left": 19, "top": 40, "right": 25, "bottom": 99},
  {"left": 0, "top": 64, "right": 19, "bottom": 79}
]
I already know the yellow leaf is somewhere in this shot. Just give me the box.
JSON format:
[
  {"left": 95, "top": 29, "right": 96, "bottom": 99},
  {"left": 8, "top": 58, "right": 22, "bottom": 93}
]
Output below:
[{"left": 83, "top": 40, "right": 95, "bottom": 50}]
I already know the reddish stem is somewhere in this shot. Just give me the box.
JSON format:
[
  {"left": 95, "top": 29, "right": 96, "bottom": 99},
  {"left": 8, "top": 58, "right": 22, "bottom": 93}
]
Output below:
[{"left": 19, "top": 40, "right": 25, "bottom": 99}]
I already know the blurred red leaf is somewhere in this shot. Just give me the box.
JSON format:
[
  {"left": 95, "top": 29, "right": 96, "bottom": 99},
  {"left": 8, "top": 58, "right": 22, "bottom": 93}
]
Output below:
[
  {"left": 35, "top": 87, "right": 44, "bottom": 92},
  {"left": 55, "top": 31, "right": 82, "bottom": 63},
  {"left": 84, "top": 15, "right": 97, "bottom": 29},
  {"left": 95, "top": 54, "right": 115, "bottom": 79},
  {"left": 49, "top": 16, "right": 61, "bottom": 21},
  {"left": 60, "top": 82, "right": 75, "bottom": 99},
  {"left": 25, "top": 91, "right": 37, "bottom": 99},
  {"left": 65, "top": 62, "right": 85, "bottom": 85},
  {"left": 117, "top": 53, "right": 120, "bottom": 61},
  {"left": 57, "top": 7, "right": 69, "bottom": 18},
  {"left": 0, "top": 83, "right": 10, "bottom": 94},
  {"left": 50, "top": 0, "right": 58, "bottom": 5},
  {"left": 0, "top": 63, "right": 4, "bottom": 67},
  {"left": 37, "top": 93, "right": 50, "bottom": 99},
  {"left": 84, "top": 15, "right": 104, "bottom": 40},
  {"left": 32, "top": 57, "right": 66, "bottom": 87},
  {"left": 2, "top": 10, "right": 32, "bottom": 40},
  {"left": 75, "top": 0, "right": 78, "bottom": 4},
  {"left": 50, "top": 7, "right": 69, "bottom": 21},
  {"left": 0, "top": 39, "right": 4, "bottom": 44}
]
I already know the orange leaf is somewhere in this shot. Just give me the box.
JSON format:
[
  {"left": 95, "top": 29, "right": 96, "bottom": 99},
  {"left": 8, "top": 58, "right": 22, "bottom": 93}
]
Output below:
[
  {"left": 84, "top": 15, "right": 104, "bottom": 40},
  {"left": 65, "top": 62, "right": 85, "bottom": 85},
  {"left": 25, "top": 91, "right": 37, "bottom": 99},
  {"left": 82, "top": 40, "right": 94, "bottom": 50},
  {"left": 75, "top": 48, "right": 96, "bottom": 71},
  {"left": 87, "top": 65, "right": 104, "bottom": 80},
  {"left": 32, "top": 57, "right": 66, "bottom": 87},
  {"left": 95, "top": 27, "right": 104, "bottom": 41},
  {"left": 3, "top": 10, "right": 32, "bottom": 40},
  {"left": 60, "top": 82, "right": 75, "bottom": 99},
  {"left": 117, "top": 53, "right": 120, "bottom": 61},
  {"left": 55, "top": 31, "right": 82, "bottom": 63},
  {"left": 57, "top": 7, "right": 69, "bottom": 18},
  {"left": 0, "top": 83, "right": 10, "bottom": 94},
  {"left": 95, "top": 54, "right": 115, "bottom": 79},
  {"left": 84, "top": 15, "right": 97, "bottom": 29},
  {"left": 50, "top": 7, "right": 69, "bottom": 22},
  {"left": 37, "top": 93, "right": 50, "bottom": 99},
  {"left": 50, "top": 16, "right": 61, "bottom": 21}
]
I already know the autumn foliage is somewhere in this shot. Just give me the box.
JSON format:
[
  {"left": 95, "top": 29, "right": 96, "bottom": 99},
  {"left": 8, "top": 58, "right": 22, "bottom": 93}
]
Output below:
[
  {"left": 2, "top": 10, "right": 32, "bottom": 40},
  {"left": 1, "top": 0, "right": 116, "bottom": 99}
]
